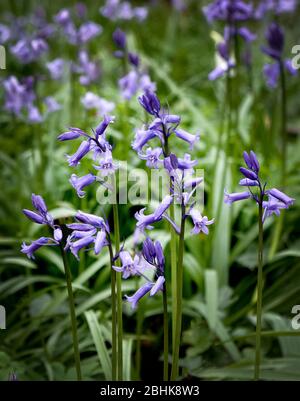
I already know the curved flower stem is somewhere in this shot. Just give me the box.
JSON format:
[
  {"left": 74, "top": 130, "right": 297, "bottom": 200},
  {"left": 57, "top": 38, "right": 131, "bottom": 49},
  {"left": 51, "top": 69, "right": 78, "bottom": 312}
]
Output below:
[
  {"left": 59, "top": 244, "right": 82, "bottom": 381},
  {"left": 113, "top": 202, "right": 123, "bottom": 381},
  {"left": 171, "top": 203, "right": 186, "bottom": 381},
  {"left": 254, "top": 200, "right": 264, "bottom": 380},
  {"left": 163, "top": 282, "right": 169, "bottom": 381},
  {"left": 108, "top": 241, "right": 117, "bottom": 381}
]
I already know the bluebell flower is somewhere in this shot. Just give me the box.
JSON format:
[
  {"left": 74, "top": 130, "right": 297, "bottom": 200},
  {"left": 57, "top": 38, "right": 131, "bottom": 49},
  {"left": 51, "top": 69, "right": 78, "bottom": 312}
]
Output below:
[
  {"left": 112, "top": 251, "right": 144, "bottom": 279},
  {"left": 70, "top": 173, "right": 96, "bottom": 198},
  {"left": 174, "top": 128, "right": 200, "bottom": 150},
  {"left": 139, "top": 90, "right": 161, "bottom": 117},
  {"left": 46, "top": 58, "right": 65, "bottom": 80},
  {"left": 135, "top": 195, "right": 173, "bottom": 231},
  {"left": 74, "top": 50, "right": 101, "bottom": 86},
  {"left": 125, "top": 282, "right": 153, "bottom": 309},
  {"left": 3, "top": 76, "right": 36, "bottom": 118},
  {"left": 21, "top": 237, "right": 58, "bottom": 260},
  {"left": 124, "top": 238, "right": 166, "bottom": 309},
  {"left": 81, "top": 92, "right": 115, "bottom": 117},
  {"left": 28, "top": 104, "right": 43, "bottom": 124},
  {"left": 44, "top": 97, "right": 61, "bottom": 114},
  {"left": 77, "top": 21, "right": 102, "bottom": 44},
  {"left": 150, "top": 276, "right": 165, "bottom": 296},
  {"left": 113, "top": 28, "right": 126, "bottom": 49},
  {"left": 0, "top": 23, "right": 10, "bottom": 43},
  {"left": 11, "top": 37, "right": 48, "bottom": 64},
  {"left": 203, "top": 0, "right": 253, "bottom": 23},
  {"left": 132, "top": 129, "right": 158, "bottom": 152},
  {"left": 67, "top": 140, "right": 91, "bottom": 167},
  {"left": 135, "top": 91, "right": 199, "bottom": 155},
  {"left": 267, "top": 188, "right": 295, "bottom": 207},
  {"left": 177, "top": 153, "right": 198, "bottom": 170},
  {"left": 128, "top": 52, "right": 140, "bottom": 67},
  {"left": 93, "top": 150, "right": 118, "bottom": 177},
  {"left": 66, "top": 211, "right": 109, "bottom": 259},
  {"left": 254, "top": 0, "right": 296, "bottom": 18},
  {"left": 138, "top": 147, "right": 164, "bottom": 169},
  {"left": 100, "top": 0, "right": 148, "bottom": 22},
  {"left": 262, "top": 23, "right": 297, "bottom": 88},
  {"left": 224, "top": 190, "right": 251, "bottom": 204},
  {"left": 188, "top": 209, "right": 215, "bottom": 235},
  {"left": 209, "top": 40, "right": 235, "bottom": 81},
  {"left": 54, "top": 9, "right": 71, "bottom": 25}
]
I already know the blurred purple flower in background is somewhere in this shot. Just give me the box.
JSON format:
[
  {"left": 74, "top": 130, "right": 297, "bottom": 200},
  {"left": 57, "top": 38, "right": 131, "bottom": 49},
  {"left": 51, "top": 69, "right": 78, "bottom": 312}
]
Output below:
[
  {"left": 0, "top": 23, "right": 10, "bottom": 43},
  {"left": 262, "top": 23, "right": 297, "bottom": 88},
  {"left": 11, "top": 37, "right": 48, "bottom": 64},
  {"left": 100, "top": 0, "right": 148, "bottom": 22},
  {"left": 81, "top": 92, "right": 115, "bottom": 117},
  {"left": 74, "top": 50, "right": 101, "bottom": 86},
  {"left": 46, "top": 58, "right": 66, "bottom": 80}
]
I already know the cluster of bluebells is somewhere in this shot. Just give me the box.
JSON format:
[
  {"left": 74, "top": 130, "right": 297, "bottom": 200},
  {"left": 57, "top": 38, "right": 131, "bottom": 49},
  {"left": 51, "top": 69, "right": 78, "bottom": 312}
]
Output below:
[
  {"left": 133, "top": 91, "right": 213, "bottom": 234},
  {"left": 204, "top": 0, "right": 297, "bottom": 84},
  {"left": 262, "top": 23, "right": 297, "bottom": 88},
  {"left": 100, "top": 0, "right": 148, "bottom": 22},
  {"left": 58, "top": 115, "right": 117, "bottom": 198},
  {"left": 224, "top": 150, "right": 295, "bottom": 221},
  {"left": 203, "top": 0, "right": 256, "bottom": 80},
  {"left": 254, "top": 0, "right": 297, "bottom": 18},
  {"left": 3, "top": 76, "right": 60, "bottom": 123},
  {"left": 120, "top": 90, "right": 214, "bottom": 308},
  {"left": 54, "top": 6, "right": 102, "bottom": 46},
  {"left": 1, "top": 5, "right": 105, "bottom": 126},
  {"left": 65, "top": 211, "right": 110, "bottom": 260},
  {"left": 51, "top": 7, "right": 102, "bottom": 86},
  {"left": 113, "top": 28, "right": 156, "bottom": 100},
  {"left": 113, "top": 238, "right": 166, "bottom": 309},
  {"left": 21, "top": 194, "right": 62, "bottom": 259},
  {"left": 21, "top": 193, "right": 111, "bottom": 262},
  {"left": 3, "top": 9, "right": 53, "bottom": 65}
]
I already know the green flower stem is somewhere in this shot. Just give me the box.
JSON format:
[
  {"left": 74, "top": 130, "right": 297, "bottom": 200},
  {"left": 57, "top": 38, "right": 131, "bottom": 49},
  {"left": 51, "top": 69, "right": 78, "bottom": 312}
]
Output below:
[
  {"left": 254, "top": 200, "right": 264, "bottom": 381},
  {"left": 171, "top": 203, "right": 186, "bottom": 381},
  {"left": 135, "top": 294, "right": 144, "bottom": 380},
  {"left": 164, "top": 132, "right": 177, "bottom": 353},
  {"left": 269, "top": 61, "right": 287, "bottom": 259},
  {"left": 163, "top": 282, "right": 169, "bottom": 381},
  {"left": 170, "top": 202, "right": 177, "bottom": 350},
  {"left": 108, "top": 241, "right": 117, "bottom": 381},
  {"left": 279, "top": 60, "right": 287, "bottom": 185},
  {"left": 59, "top": 243, "right": 82, "bottom": 381},
  {"left": 113, "top": 202, "right": 123, "bottom": 381}
]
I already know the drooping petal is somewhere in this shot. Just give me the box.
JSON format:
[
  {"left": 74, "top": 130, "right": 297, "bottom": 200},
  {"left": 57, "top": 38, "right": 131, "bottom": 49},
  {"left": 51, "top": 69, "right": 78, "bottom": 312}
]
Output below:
[
  {"left": 125, "top": 282, "right": 153, "bottom": 309},
  {"left": 94, "top": 230, "right": 107, "bottom": 254},
  {"left": 22, "top": 209, "right": 45, "bottom": 224},
  {"left": 150, "top": 276, "right": 165, "bottom": 296}
]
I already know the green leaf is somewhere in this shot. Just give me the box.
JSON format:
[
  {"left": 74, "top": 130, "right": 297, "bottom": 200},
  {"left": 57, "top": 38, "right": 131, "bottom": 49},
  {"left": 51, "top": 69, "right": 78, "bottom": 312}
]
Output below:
[
  {"left": 205, "top": 270, "right": 218, "bottom": 330},
  {"left": 123, "top": 338, "right": 133, "bottom": 381},
  {"left": 85, "top": 311, "right": 112, "bottom": 381}
]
